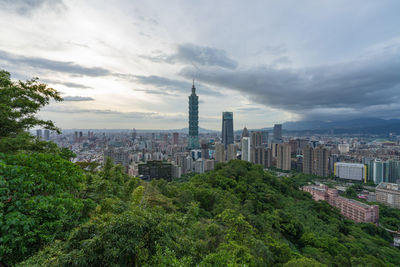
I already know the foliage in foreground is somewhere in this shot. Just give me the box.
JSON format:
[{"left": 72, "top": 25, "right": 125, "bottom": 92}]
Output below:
[
  {"left": 0, "top": 152, "right": 91, "bottom": 264},
  {"left": 17, "top": 160, "right": 400, "bottom": 266}
]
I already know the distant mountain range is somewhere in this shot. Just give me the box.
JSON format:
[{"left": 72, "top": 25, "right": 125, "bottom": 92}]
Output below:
[
  {"left": 281, "top": 118, "right": 400, "bottom": 135},
  {"left": 61, "top": 118, "right": 400, "bottom": 135}
]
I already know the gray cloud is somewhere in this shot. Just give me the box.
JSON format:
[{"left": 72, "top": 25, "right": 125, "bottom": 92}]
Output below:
[
  {"left": 43, "top": 105, "right": 161, "bottom": 119},
  {"left": 0, "top": 0, "right": 65, "bottom": 15},
  {"left": 119, "top": 74, "right": 224, "bottom": 96},
  {"left": 63, "top": 96, "right": 94, "bottom": 101},
  {"left": 256, "top": 44, "right": 287, "bottom": 56},
  {"left": 141, "top": 43, "right": 238, "bottom": 69},
  {"left": 43, "top": 79, "right": 92, "bottom": 89},
  {"left": 236, "top": 107, "right": 264, "bottom": 112},
  {"left": 0, "top": 50, "right": 111, "bottom": 77},
  {"left": 181, "top": 48, "right": 400, "bottom": 120},
  {"left": 134, "top": 88, "right": 177, "bottom": 96}
]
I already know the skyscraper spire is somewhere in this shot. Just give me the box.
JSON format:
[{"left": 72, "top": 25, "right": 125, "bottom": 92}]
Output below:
[{"left": 191, "top": 79, "right": 196, "bottom": 94}]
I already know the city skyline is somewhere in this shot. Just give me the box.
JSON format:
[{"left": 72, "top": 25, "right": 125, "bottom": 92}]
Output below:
[{"left": 1, "top": 1, "right": 400, "bottom": 130}]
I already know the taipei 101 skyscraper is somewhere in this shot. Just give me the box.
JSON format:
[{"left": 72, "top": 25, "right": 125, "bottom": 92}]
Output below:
[{"left": 188, "top": 81, "right": 199, "bottom": 149}]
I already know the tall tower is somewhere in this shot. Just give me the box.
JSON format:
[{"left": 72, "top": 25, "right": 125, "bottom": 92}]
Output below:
[
  {"left": 222, "top": 112, "right": 234, "bottom": 149},
  {"left": 273, "top": 124, "right": 282, "bottom": 142},
  {"left": 188, "top": 81, "right": 199, "bottom": 149}
]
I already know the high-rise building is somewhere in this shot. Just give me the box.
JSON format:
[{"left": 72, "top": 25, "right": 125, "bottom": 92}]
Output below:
[
  {"left": 201, "top": 143, "right": 210, "bottom": 159},
  {"left": 173, "top": 132, "right": 179, "bottom": 145},
  {"left": 251, "top": 131, "right": 262, "bottom": 148},
  {"left": 273, "top": 124, "right": 282, "bottom": 142},
  {"left": 270, "top": 142, "right": 279, "bottom": 158},
  {"left": 204, "top": 159, "right": 215, "bottom": 172},
  {"left": 74, "top": 131, "right": 78, "bottom": 143},
  {"left": 172, "top": 164, "right": 182, "bottom": 178},
  {"left": 265, "top": 148, "right": 273, "bottom": 168},
  {"left": 251, "top": 147, "right": 265, "bottom": 166},
  {"left": 104, "top": 147, "right": 131, "bottom": 173},
  {"left": 303, "top": 145, "right": 313, "bottom": 175},
  {"left": 261, "top": 131, "right": 269, "bottom": 145},
  {"left": 36, "top": 129, "right": 42, "bottom": 139},
  {"left": 241, "top": 126, "right": 249, "bottom": 139},
  {"left": 44, "top": 129, "right": 50, "bottom": 141},
  {"left": 276, "top": 143, "right": 291, "bottom": 171},
  {"left": 188, "top": 81, "right": 199, "bottom": 149},
  {"left": 303, "top": 145, "right": 330, "bottom": 177},
  {"left": 227, "top": 143, "right": 237, "bottom": 161},
  {"left": 191, "top": 149, "right": 202, "bottom": 160},
  {"left": 175, "top": 152, "right": 188, "bottom": 174},
  {"left": 388, "top": 160, "right": 400, "bottom": 184},
  {"left": 215, "top": 143, "right": 225, "bottom": 163},
  {"left": 222, "top": 112, "right": 234, "bottom": 149},
  {"left": 241, "top": 137, "right": 251, "bottom": 162},
  {"left": 132, "top": 128, "right": 137, "bottom": 141},
  {"left": 373, "top": 160, "right": 387, "bottom": 184},
  {"left": 313, "top": 146, "right": 330, "bottom": 177}
]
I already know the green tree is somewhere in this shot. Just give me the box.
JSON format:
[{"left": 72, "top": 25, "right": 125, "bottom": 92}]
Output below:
[
  {"left": 0, "top": 70, "right": 62, "bottom": 152},
  {"left": 0, "top": 152, "right": 91, "bottom": 265}
]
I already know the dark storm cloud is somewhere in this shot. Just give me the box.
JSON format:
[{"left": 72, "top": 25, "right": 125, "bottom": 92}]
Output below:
[
  {"left": 120, "top": 74, "right": 224, "bottom": 96},
  {"left": 63, "top": 96, "right": 94, "bottom": 101},
  {"left": 0, "top": 50, "right": 111, "bottom": 77},
  {"left": 181, "top": 48, "right": 400, "bottom": 120},
  {"left": 0, "top": 0, "right": 65, "bottom": 15},
  {"left": 141, "top": 44, "right": 238, "bottom": 69}
]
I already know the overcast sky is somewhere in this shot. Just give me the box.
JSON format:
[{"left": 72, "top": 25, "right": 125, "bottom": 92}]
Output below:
[{"left": 1, "top": 0, "right": 400, "bottom": 130}]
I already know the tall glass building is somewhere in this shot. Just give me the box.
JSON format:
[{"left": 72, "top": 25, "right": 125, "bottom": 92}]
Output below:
[
  {"left": 188, "top": 82, "right": 199, "bottom": 149},
  {"left": 222, "top": 112, "right": 234, "bottom": 149}
]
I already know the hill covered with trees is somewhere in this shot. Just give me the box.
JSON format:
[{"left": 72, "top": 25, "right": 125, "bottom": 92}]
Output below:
[{"left": 1, "top": 70, "right": 400, "bottom": 266}]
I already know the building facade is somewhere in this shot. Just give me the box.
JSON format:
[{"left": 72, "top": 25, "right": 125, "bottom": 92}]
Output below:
[
  {"left": 215, "top": 143, "right": 225, "bottom": 163},
  {"left": 242, "top": 137, "right": 251, "bottom": 162},
  {"left": 334, "top": 162, "right": 367, "bottom": 182},
  {"left": 376, "top": 182, "right": 400, "bottom": 209},
  {"left": 227, "top": 143, "right": 237, "bottom": 161},
  {"left": 303, "top": 145, "right": 330, "bottom": 177},
  {"left": 273, "top": 124, "right": 282, "bottom": 142},
  {"left": 276, "top": 143, "right": 291, "bottom": 171},
  {"left": 222, "top": 112, "right": 234, "bottom": 149},
  {"left": 138, "top": 160, "right": 173, "bottom": 181},
  {"left": 303, "top": 184, "right": 379, "bottom": 225}
]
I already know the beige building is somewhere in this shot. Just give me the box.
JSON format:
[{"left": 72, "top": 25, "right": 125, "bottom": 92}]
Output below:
[
  {"left": 241, "top": 137, "right": 251, "bottom": 162},
  {"left": 227, "top": 143, "right": 237, "bottom": 161},
  {"left": 303, "top": 145, "right": 330, "bottom": 177},
  {"left": 215, "top": 143, "right": 225, "bottom": 163},
  {"left": 376, "top": 182, "right": 400, "bottom": 209},
  {"left": 276, "top": 143, "right": 291, "bottom": 171},
  {"left": 251, "top": 131, "right": 262, "bottom": 148},
  {"left": 251, "top": 147, "right": 265, "bottom": 166}
]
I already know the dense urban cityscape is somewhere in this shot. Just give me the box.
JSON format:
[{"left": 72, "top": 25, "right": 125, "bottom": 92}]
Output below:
[{"left": 31, "top": 82, "right": 400, "bottom": 234}]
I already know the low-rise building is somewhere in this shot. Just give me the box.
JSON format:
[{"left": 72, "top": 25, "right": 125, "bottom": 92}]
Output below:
[
  {"left": 376, "top": 182, "right": 400, "bottom": 209},
  {"left": 334, "top": 162, "right": 367, "bottom": 182},
  {"left": 302, "top": 184, "right": 379, "bottom": 225},
  {"left": 138, "top": 161, "right": 173, "bottom": 181}
]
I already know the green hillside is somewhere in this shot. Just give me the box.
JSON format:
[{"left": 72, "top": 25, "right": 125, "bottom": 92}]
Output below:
[{"left": 1, "top": 158, "right": 397, "bottom": 266}]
